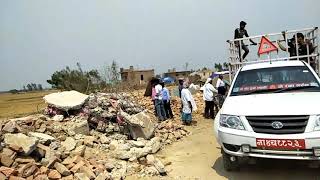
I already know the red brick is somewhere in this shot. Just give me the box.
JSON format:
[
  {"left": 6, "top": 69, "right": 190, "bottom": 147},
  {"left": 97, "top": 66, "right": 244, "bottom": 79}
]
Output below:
[
  {"left": 9, "top": 176, "right": 26, "bottom": 180},
  {"left": 0, "top": 166, "right": 17, "bottom": 177},
  {"left": 70, "top": 161, "right": 85, "bottom": 173},
  {"left": 47, "top": 170, "right": 61, "bottom": 180}
]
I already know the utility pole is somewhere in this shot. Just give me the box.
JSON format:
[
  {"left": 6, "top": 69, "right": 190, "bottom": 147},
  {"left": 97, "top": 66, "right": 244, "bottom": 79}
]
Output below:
[{"left": 185, "top": 62, "right": 189, "bottom": 71}]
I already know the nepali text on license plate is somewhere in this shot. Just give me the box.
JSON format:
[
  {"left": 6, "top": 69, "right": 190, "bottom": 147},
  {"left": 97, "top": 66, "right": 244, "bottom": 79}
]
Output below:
[{"left": 256, "top": 138, "right": 306, "bottom": 149}]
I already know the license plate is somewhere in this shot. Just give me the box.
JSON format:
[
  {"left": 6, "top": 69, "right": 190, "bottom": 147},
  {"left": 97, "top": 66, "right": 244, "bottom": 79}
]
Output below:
[{"left": 256, "top": 138, "right": 306, "bottom": 149}]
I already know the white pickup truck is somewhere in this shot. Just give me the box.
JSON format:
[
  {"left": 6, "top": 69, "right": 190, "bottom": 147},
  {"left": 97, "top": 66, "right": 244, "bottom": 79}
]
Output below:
[{"left": 214, "top": 60, "right": 320, "bottom": 171}]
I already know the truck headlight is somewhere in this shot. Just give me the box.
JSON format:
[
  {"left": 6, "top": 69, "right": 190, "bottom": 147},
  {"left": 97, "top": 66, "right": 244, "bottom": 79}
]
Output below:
[
  {"left": 220, "top": 115, "right": 245, "bottom": 130},
  {"left": 314, "top": 115, "right": 320, "bottom": 131}
]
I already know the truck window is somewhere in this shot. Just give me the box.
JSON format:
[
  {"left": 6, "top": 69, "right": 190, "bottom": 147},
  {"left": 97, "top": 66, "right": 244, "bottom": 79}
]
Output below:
[{"left": 231, "top": 66, "right": 320, "bottom": 96}]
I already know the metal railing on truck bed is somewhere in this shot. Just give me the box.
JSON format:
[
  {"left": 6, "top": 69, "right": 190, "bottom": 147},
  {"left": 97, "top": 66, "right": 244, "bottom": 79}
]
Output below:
[{"left": 227, "top": 27, "right": 319, "bottom": 81}]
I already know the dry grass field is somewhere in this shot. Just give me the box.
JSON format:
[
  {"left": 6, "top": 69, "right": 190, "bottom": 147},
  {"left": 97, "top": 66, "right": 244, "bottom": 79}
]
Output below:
[{"left": 0, "top": 90, "right": 57, "bottom": 120}]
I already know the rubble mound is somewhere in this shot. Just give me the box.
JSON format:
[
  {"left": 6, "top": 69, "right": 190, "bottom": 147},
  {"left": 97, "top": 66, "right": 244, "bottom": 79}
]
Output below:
[{"left": 0, "top": 91, "right": 190, "bottom": 179}]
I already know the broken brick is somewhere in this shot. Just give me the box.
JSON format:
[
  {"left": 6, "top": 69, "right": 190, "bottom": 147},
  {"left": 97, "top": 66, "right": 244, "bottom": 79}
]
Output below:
[
  {"left": 54, "top": 162, "right": 71, "bottom": 176},
  {"left": 47, "top": 170, "right": 61, "bottom": 180},
  {"left": 9, "top": 176, "right": 26, "bottom": 180},
  {"left": 79, "top": 166, "right": 96, "bottom": 179},
  {"left": 70, "top": 161, "right": 85, "bottom": 174},
  {"left": 0, "top": 166, "right": 17, "bottom": 177}
]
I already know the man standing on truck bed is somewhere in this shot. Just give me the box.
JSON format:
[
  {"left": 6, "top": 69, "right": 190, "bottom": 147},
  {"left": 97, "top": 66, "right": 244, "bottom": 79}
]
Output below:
[
  {"left": 234, "top": 21, "right": 257, "bottom": 61},
  {"left": 277, "top": 32, "right": 315, "bottom": 69}
]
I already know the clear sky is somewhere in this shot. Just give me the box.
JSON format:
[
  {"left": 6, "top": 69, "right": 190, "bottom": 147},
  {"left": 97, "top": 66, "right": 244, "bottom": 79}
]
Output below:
[{"left": 0, "top": 0, "right": 319, "bottom": 91}]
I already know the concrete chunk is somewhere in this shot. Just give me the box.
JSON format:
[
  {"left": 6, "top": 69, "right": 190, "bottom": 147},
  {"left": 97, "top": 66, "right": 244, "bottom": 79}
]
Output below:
[
  {"left": 28, "top": 132, "right": 55, "bottom": 144},
  {"left": 71, "top": 145, "right": 86, "bottom": 157},
  {"left": 43, "top": 91, "right": 89, "bottom": 111},
  {"left": 146, "top": 137, "right": 161, "bottom": 154},
  {"left": 2, "top": 121, "right": 19, "bottom": 133},
  {"left": 61, "top": 137, "right": 76, "bottom": 151},
  {"left": 52, "top": 115, "right": 64, "bottom": 122},
  {"left": 120, "top": 111, "right": 156, "bottom": 140},
  {"left": 69, "top": 120, "right": 90, "bottom": 135},
  {"left": 4, "top": 133, "right": 38, "bottom": 155},
  {"left": 153, "top": 158, "right": 166, "bottom": 175}
]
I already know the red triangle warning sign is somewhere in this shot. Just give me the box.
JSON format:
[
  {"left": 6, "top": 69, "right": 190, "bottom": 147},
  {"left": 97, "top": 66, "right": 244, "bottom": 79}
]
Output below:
[{"left": 258, "top": 36, "right": 278, "bottom": 55}]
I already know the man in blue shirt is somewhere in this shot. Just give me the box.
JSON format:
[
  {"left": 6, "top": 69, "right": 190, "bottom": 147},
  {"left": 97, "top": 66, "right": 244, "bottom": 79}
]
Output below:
[{"left": 161, "top": 82, "right": 174, "bottom": 119}]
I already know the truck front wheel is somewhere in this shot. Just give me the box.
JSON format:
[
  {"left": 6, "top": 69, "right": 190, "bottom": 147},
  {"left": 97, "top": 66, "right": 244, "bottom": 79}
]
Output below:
[{"left": 222, "top": 149, "right": 240, "bottom": 171}]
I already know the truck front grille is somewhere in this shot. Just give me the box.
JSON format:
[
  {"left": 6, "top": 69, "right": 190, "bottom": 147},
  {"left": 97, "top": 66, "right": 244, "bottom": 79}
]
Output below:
[{"left": 246, "top": 115, "right": 309, "bottom": 134}]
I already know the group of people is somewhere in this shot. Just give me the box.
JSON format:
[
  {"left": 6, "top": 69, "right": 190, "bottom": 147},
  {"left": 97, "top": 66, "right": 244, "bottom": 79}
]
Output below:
[
  {"left": 151, "top": 75, "right": 228, "bottom": 125},
  {"left": 152, "top": 79, "right": 174, "bottom": 121},
  {"left": 202, "top": 75, "right": 228, "bottom": 119},
  {"left": 151, "top": 78, "right": 197, "bottom": 125}
]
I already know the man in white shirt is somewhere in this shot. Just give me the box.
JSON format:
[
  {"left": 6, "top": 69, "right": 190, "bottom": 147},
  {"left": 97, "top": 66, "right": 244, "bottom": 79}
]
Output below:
[
  {"left": 154, "top": 80, "right": 167, "bottom": 121},
  {"left": 181, "top": 82, "right": 197, "bottom": 125},
  {"left": 203, "top": 78, "right": 218, "bottom": 119},
  {"left": 216, "top": 75, "right": 226, "bottom": 95}
]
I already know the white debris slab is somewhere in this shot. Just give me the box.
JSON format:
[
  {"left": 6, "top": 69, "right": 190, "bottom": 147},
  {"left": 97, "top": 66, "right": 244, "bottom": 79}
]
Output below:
[
  {"left": 28, "top": 132, "right": 55, "bottom": 143},
  {"left": 43, "top": 91, "right": 89, "bottom": 111},
  {"left": 4, "top": 133, "right": 38, "bottom": 155}
]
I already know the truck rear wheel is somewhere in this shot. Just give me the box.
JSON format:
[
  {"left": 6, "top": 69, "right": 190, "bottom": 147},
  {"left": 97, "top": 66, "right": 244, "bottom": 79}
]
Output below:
[{"left": 222, "top": 149, "right": 240, "bottom": 171}]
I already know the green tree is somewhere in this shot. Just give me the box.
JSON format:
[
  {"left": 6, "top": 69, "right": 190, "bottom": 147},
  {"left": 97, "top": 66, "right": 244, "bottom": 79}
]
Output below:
[
  {"left": 223, "top": 62, "right": 229, "bottom": 70},
  {"left": 26, "top": 84, "right": 33, "bottom": 91},
  {"left": 214, "top": 63, "right": 223, "bottom": 71},
  {"left": 9, "top": 89, "right": 19, "bottom": 94},
  {"left": 38, "top": 84, "right": 43, "bottom": 90},
  {"left": 202, "top": 67, "right": 208, "bottom": 71},
  {"left": 31, "top": 83, "right": 38, "bottom": 91},
  {"left": 47, "top": 62, "right": 105, "bottom": 93}
]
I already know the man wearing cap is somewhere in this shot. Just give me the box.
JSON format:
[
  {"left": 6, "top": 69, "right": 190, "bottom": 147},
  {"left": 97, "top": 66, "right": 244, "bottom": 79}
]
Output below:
[
  {"left": 234, "top": 21, "right": 257, "bottom": 61},
  {"left": 203, "top": 78, "right": 218, "bottom": 119},
  {"left": 181, "top": 81, "right": 197, "bottom": 125}
]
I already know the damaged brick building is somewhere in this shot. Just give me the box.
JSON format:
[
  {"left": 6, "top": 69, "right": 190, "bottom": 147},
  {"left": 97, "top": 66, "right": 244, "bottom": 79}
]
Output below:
[
  {"left": 120, "top": 66, "right": 154, "bottom": 85},
  {"left": 163, "top": 68, "right": 191, "bottom": 81}
]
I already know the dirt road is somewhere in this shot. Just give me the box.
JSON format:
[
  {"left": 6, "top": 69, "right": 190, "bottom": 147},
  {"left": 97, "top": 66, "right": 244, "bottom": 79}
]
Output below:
[{"left": 157, "top": 118, "right": 320, "bottom": 180}]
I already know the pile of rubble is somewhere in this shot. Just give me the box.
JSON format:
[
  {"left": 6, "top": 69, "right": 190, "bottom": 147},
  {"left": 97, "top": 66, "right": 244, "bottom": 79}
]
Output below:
[
  {"left": 155, "top": 121, "right": 190, "bottom": 145},
  {"left": 0, "top": 91, "right": 190, "bottom": 179}
]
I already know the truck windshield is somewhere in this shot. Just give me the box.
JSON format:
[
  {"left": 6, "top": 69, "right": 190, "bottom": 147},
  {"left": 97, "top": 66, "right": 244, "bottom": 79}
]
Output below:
[{"left": 231, "top": 66, "right": 320, "bottom": 96}]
